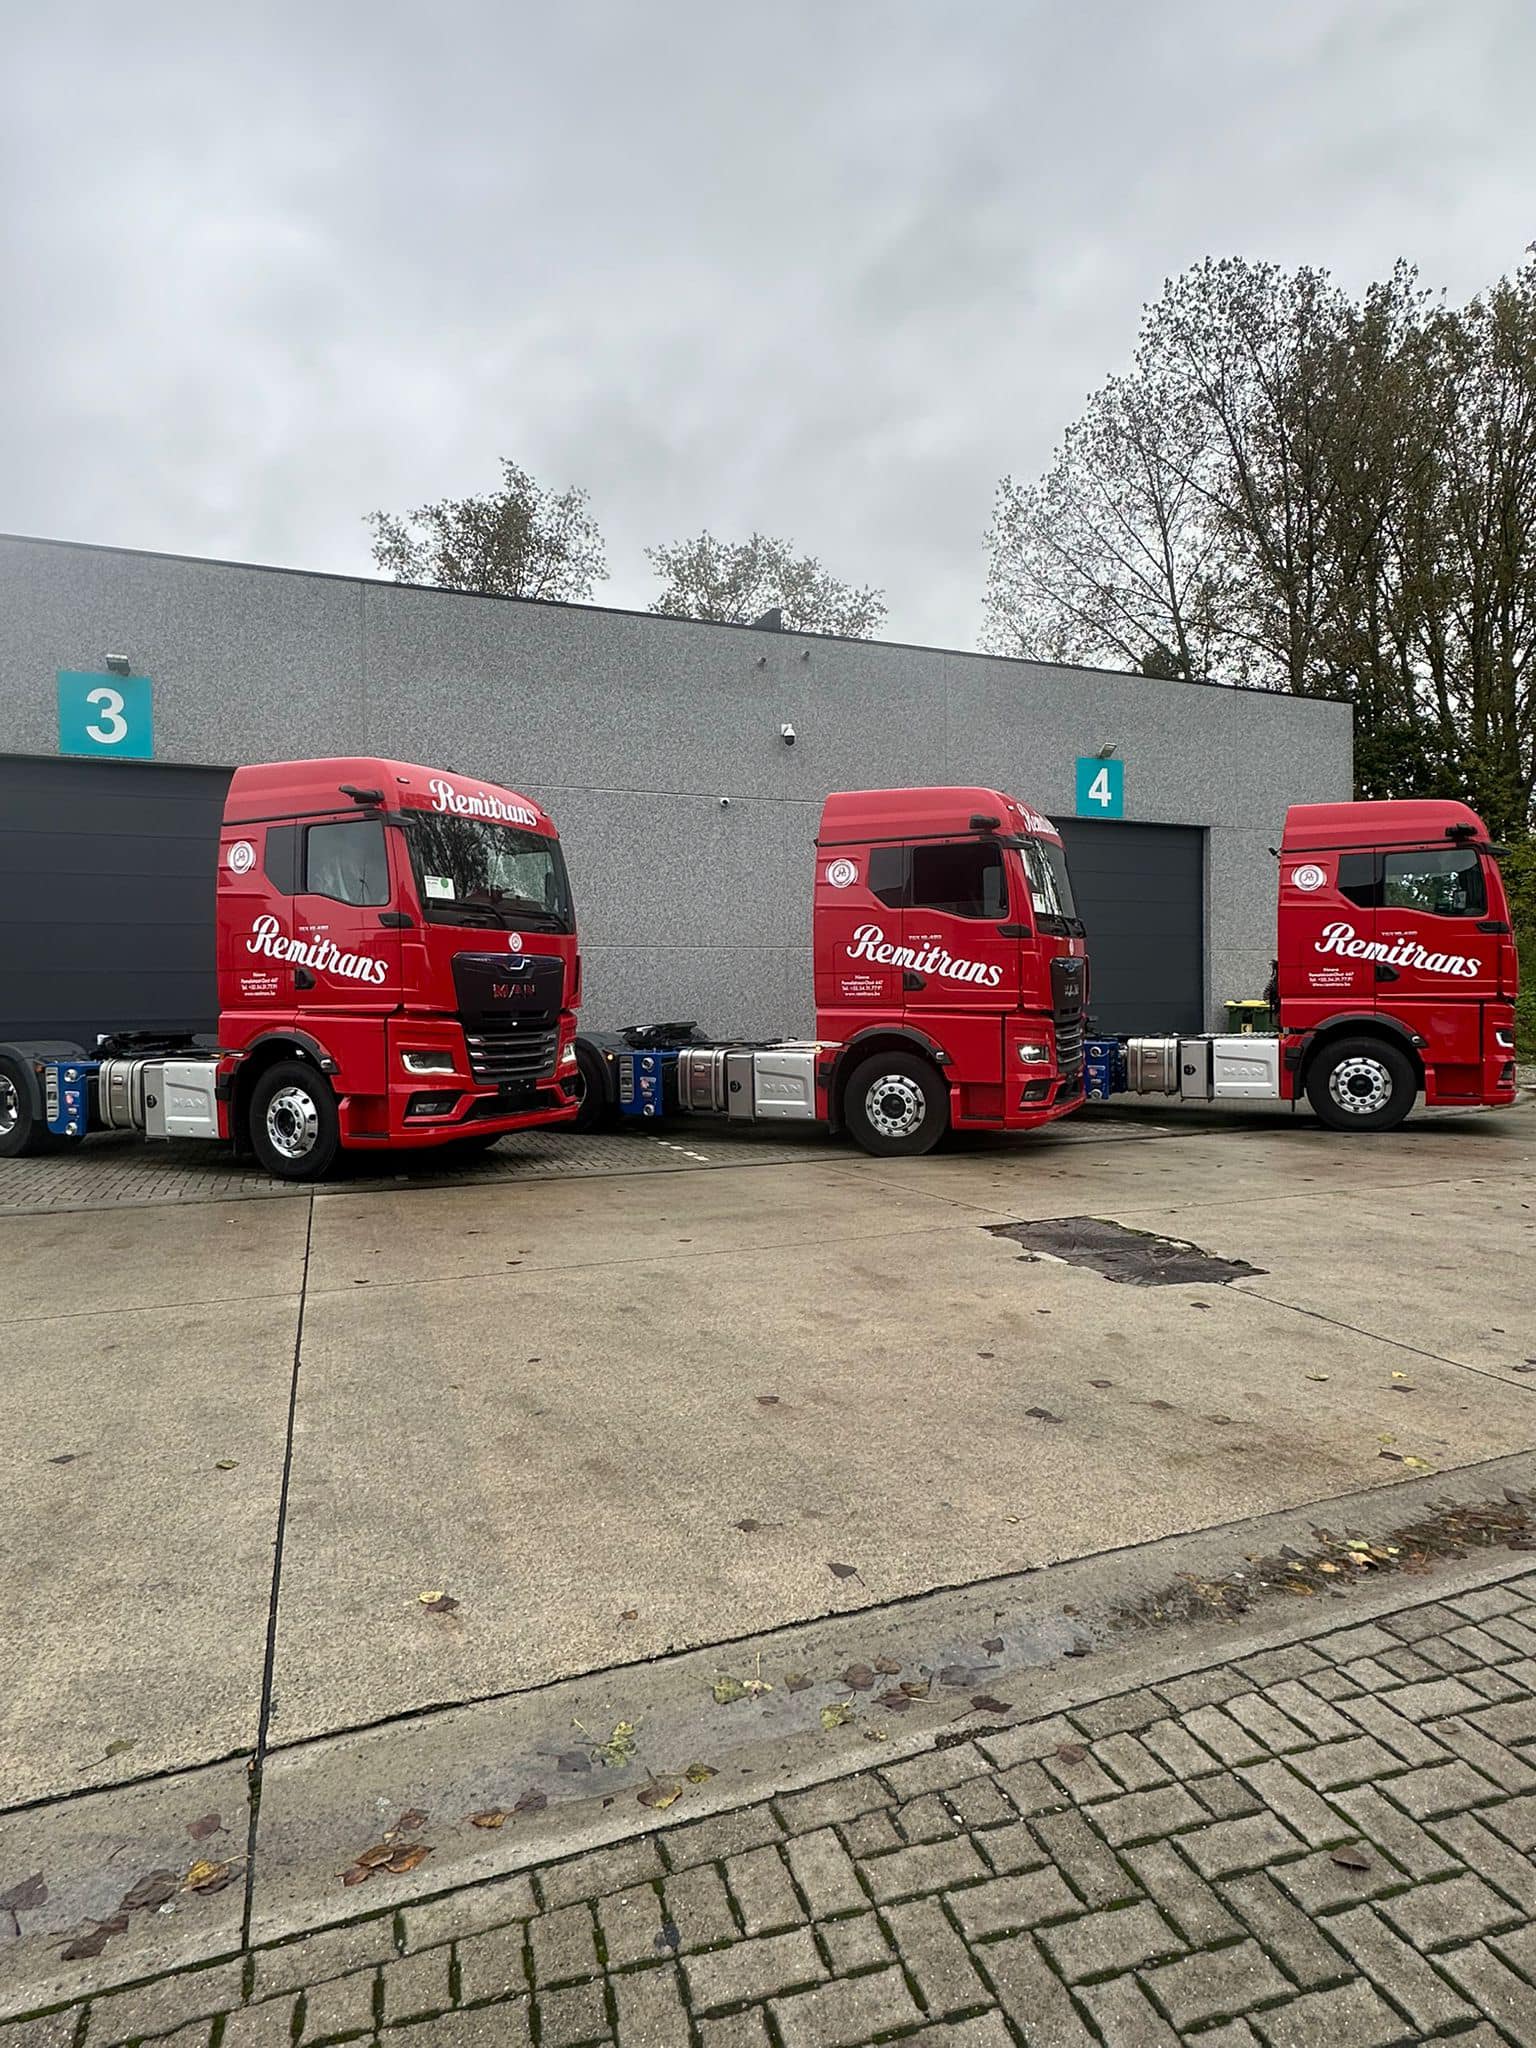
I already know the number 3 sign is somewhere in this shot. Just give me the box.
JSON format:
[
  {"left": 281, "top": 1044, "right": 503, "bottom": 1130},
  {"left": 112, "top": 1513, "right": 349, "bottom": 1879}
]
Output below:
[{"left": 57, "top": 671, "right": 155, "bottom": 759}]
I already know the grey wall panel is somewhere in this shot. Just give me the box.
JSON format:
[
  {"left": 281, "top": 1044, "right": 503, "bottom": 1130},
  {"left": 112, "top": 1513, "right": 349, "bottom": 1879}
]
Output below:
[{"left": 579, "top": 944, "right": 793, "bottom": 1041}]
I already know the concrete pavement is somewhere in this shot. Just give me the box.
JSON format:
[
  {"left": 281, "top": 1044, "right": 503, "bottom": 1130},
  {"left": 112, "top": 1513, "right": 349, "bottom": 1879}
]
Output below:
[{"left": 1, "top": 1100, "right": 1533, "bottom": 2025}]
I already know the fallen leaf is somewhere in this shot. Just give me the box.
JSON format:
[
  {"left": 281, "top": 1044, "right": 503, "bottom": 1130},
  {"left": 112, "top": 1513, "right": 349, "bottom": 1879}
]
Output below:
[
  {"left": 1145, "top": 1399, "right": 1175, "bottom": 1411},
  {"left": 978, "top": 1350, "right": 995, "bottom": 1358},
  {"left": 1062, "top": 1643, "right": 1091, "bottom": 1658},
  {"left": 182, "top": 1860, "right": 236, "bottom": 1894},
  {"left": 0, "top": 1875, "right": 47, "bottom": 1914},
  {"left": 755, "top": 1394, "right": 780, "bottom": 1407},
  {"left": 619, "top": 1608, "right": 639, "bottom": 1620},
  {"left": 783, "top": 1673, "right": 812, "bottom": 1693},
  {"left": 873, "top": 1655, "right": 902, "bottom": 1675},
  {"left": 655, "top": 1920, "right": 681, "bottom": 1953},
  {"left": 1055, "top": 1742, "right": 1089, "bottom": 1765},
  {"left": 420, "top": 1594, "right": 460, "bottom": 1616},
  {"left": 1318, "top": 1561, "right": 1342, "bottom": 1574},
  {"left": 637, "top": 1780, "right": 683, "bottom": 1811},
  {"left": 120, "top": 1871, "right": 178, "bottom": 1912},
  {"left": 1024, "top": 1406, "right": 1063, "bottom": 1424},
  {"left": 684, "top": 1763, "right": 717, "bottom": 1783},
  {"left": 48, "top": 1452, "right": 82, "bottom": 1465},
  {"left": 827, "top": 1561, "right": 859, "bottom": 1580},
  {"left": 877, "top": 1691, "right": 913, "bottom": 1713},
  {"left": 594, "top": 1722, "right": 639, "bottom": 1769},
  {"left": 1087, "top": 1378, "right": 1114, "bottom": 1388},
  {"left": 712, "top": 1674, "right": 748, "bottom": 1705},
  {"left": 214, "top": 1459, "right": 238, "bottom": 1471},
  {"left": 971, "top": 1695, "right": 1011, "bottom": 1716},
  {"left": 513, "top": 1789, "right": 548, "bottom": 1815},
  {"left": 899, "top": 1679, "right": 931, "bottom": 1699},
  {"left": 385, "top": 1844, "right": 431, "bottom": 1874},
  {"left": 1391, "top": 1371, "right": 1408, "bottom": 1380},
  {"left": 1379, "top": 1450, "right": 1404, "bottom": 1463},
  {"left": 397, "top": 1808, "right": 429, "bottom": 1832},
  {"left": 1390, "top": 1385, "right": 1413, "bottom": 1394},
  {"left": 557, "top": 1751, "right": 592, "bottom": 1773},
  {"left": 418, "top": 1589, "right": 445, "bottom": 1604},
  {"left": 341, "top": 1865, "right": 372, "bottom": 1887},
  {"left": 863, "top": 1726, "right": 890, "bottom": 1743},
  {"left": 982, "top": 1637, "right": 1004, "bottom": 1655},
  {"left": 734, "top": 1519, "right": 761, "bottom": 1533},
  {"left": 355, "top": 1843, "right": 397, "bottom": 1869},
  {"left": 1305, "top": 1374, "right": 1330, "bottom": 1382},
  {"left": 186, "top": 1814, "right": 222, "bottom": 1842},
  {"left": 1330, "top": 1844, "right": 1372, "bottom": 1871},
  {"left": 1402, "top": 1457, "right": 1433, "bottom": 1473},
  {"left": 842, "top": 1664, "right": 875, "bottom": 1691},
  {"left": 820, "top": 1701, "right": 853, "bottom": 1730},
  {"left": 468, "top": 1810, "right": 507, "bottom": 1829},
  {"left": 60, "top": 1923, "right": 121, "bottom": 1960},
  {"left": 103, "top": 1739, "right": 136, "bottom": 1761}
]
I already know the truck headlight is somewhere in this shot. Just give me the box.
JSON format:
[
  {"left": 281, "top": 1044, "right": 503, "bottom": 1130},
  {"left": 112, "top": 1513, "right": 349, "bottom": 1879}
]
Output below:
[
  {"left": 1495, "top": 1028, "right": 1515, "bottom": 1049},
  {"left": 1017, "top": 1041, "right": 1050, "bottom": 1063},
  {"left": 559, "top": 1043, "right": 578, "bottom": 1068},
  {"left": 402, "top": 1049, "right": 457, "bottom": 1075}
]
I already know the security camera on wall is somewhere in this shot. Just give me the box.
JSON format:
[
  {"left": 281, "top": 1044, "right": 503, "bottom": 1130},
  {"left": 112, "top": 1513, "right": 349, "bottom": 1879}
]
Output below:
[{"left": 780, "top": 723, "right": 796, "bottom": 746}]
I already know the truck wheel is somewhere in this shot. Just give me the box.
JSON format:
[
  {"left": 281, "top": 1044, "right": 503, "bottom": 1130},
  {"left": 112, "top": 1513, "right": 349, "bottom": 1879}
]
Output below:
[
  {"left": 569, "top": 1041, "right": 615, "bottom": 1133},
  {"left": 1305, "top": 1036, "right": 1416, "bottom": 1133},
  {"left": 249, "top": 1060, "right": 342, "bottom": 1181},
  {"left": 844, "top": 1051, "right": 949, "bottom": 1157},
  {"left": 0, "top": 1056, "right": 51, "bottom": 1157}
]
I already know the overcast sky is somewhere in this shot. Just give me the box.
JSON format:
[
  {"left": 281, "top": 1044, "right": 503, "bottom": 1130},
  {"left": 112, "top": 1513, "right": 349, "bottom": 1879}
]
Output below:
[{"left": 2, "top": 1, "right": 1532, "bottom": 648}]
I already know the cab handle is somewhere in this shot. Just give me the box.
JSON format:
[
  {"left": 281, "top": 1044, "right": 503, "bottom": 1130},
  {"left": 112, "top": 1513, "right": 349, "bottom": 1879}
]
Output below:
[
  {"left": 378, "top": 910, "right": 414, "bottom": 928},
  {"left": 996, "top": 922, "right": 1032, "bottom": 938},
  {"left": 1477, "top": 919, "right": 1511, "bottom": 934},
  {"left": 902, "top": 970, "right": 926, "bottom": 991},
  {"left": 1374, "top": 962, "right": 1400, "bottom": 982}
]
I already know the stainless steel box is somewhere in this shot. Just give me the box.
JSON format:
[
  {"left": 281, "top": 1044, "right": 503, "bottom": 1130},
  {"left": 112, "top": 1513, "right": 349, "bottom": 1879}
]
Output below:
[
  {"left": 725, "top": 1051, "right": 757, "bottom": 1120},
  {"left": 1210, "top": 1035, "right": 1281, "bottom": 1100},
  {"left": 1177, "top": 1038, "right": 1213, "bottom": 1100},
  {"left": 751, "top": 1046, "right": 818, "bottom": 1121},
  {"left": 145, "top": 1059, "right": 222, "bottom": 1140},
  {"left": 678, "top": 1046, "right": 730, "bottom": 1114},
  {"left": 1125, "top": 1036, "right": 1181, "bottom": 1095}
]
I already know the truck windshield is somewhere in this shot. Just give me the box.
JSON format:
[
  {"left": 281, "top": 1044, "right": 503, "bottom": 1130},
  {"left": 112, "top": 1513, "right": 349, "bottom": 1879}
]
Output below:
[
  {"left": 401, "top": 813, "right": 573, "bottom": 932},
  {"left": 1022, "top": 839, "right": 1082, "bottom": 935}
]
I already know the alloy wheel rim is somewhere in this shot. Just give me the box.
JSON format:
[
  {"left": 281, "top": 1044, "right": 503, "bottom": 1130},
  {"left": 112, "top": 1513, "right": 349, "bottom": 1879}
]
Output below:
[
  {"left": 0, "top": 1074, "right": 19, "bottom": 1137},
  {"left": 1329, "top": 1056, "right": 1392, "bottom": 1116},
  {"left": 866, "top": 1073, "right": 924, "bottom": 1140},
  {"left": 265, "top": 1085, "right": 320, "bottom": 1160}
]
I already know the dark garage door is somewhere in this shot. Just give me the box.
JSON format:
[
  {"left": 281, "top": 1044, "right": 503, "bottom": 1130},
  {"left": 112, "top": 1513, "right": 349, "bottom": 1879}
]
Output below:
[
  {"left": 1052, "top": 818, "right": 1205, "bottom": 1036},
  {"left": 0, "top": 754, "right": 233, "bottom": 1046}
]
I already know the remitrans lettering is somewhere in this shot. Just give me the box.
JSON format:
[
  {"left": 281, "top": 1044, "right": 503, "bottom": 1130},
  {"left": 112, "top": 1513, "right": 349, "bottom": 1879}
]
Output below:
[
  {"left": 1317, "top": 920, "right": 1481, "bottom": 980},
  {"left": 848, "top": 922, "right": 1003, "bottom": 988},
  {"left": 247, "top": 914, "right": 389, "bottom": 986},
  {"left": 428, "top": 777, "right": 539, "bottom": 828}
]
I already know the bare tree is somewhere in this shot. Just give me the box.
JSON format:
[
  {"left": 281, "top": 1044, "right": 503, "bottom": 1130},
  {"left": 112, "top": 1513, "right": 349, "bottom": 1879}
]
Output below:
[
  {"left": 984, "top": 255, "right": 1536, "bottom": 834},
  {"left": 367, "top": 459, "right": 607, "bottom": 602},
  {"left": 647, "top": 531, "right": 886, "bottom": 637}
]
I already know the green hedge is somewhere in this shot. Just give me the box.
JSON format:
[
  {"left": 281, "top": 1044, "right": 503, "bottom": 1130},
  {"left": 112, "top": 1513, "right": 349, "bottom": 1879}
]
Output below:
[{"left": 1504, "top": 838, "right": 1536, "bottom": 1058}]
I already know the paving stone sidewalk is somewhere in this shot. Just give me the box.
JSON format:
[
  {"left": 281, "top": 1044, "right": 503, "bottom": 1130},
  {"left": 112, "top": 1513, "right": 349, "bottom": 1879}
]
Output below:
[{"left": 16, "top": 1573, "right": 1536, "bottom": 2047}]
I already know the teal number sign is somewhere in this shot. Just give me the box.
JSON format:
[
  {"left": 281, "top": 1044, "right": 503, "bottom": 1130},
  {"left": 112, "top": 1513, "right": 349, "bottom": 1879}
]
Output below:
[
  {"left": 57, "top": 671, "right": 154, "bottom": 759},
  {"left": 1075, "top": 755, "right": 1124, "bottom": 818}
]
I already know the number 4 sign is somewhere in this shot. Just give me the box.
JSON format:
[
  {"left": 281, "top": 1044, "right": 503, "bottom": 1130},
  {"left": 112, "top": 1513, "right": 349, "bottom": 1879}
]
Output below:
[
  {"left": 57, "top": 671, "right": 155, "bottom": 759},
  {"left": 1075, "top": 755, "right": 1124, "bottom": 818}
]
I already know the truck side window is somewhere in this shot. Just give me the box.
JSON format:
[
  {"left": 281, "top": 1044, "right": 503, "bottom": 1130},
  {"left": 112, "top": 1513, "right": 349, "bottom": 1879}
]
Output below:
[
  {"left": 263, "top": 824, "right": 299, "bottom": 896},
  {"left": 1337, "top": 853, "right": 1378, "bottom": 908},
  {"left": 304, "top": 820, "right": 390, "bottom": 907},
  {"left": 867, "top": 845, "right": 907, "bottom": 908},
  {"left": 1383, "top": 846, "right": 1486, "bottom": 918},
  {"left": 909, "top": 841, "right": 1006, "bottom": 920}
]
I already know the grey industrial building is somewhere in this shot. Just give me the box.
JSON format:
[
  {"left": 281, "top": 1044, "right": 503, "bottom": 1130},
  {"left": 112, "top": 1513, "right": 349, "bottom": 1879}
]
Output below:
[{"left": 0, "top": 532, "right": 1352, "bottom": 1044}]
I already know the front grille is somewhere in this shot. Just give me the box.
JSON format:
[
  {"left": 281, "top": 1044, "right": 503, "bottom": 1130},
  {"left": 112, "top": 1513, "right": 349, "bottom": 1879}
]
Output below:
[
  {"left": 464, "top": 1021, "right": 559, "bottom": 1084},
  {"left": 1056, "top": 1019, "right": 1084, "bottom": 1079}
]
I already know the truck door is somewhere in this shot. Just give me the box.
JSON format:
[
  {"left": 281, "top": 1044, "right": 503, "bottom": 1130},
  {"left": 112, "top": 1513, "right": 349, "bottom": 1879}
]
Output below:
[
  {"left": 900, "top": 837, "right": 1019, "bottom": 1083},
  {"left": 289, "top": 816, "right": 402, "bottom": 1095},
  {"left": 1377, "top": 842, "right": 1500, "bottom": 1078},
  {"left": 1281, "top": 848, "right": 1380, "bottom": 1020}
]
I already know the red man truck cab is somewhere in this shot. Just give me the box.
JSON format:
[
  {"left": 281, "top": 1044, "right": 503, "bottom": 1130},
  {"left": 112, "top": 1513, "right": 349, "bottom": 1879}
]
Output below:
[
  {"left": 0, "top": 758, "right": 582, "bottom": 1179},
  {"left": 1277, "top": 797, "right": 1519, "bottom": 1128},
  {"left": 806, "top": 787, "right": 1087, "bottom": 1150}
]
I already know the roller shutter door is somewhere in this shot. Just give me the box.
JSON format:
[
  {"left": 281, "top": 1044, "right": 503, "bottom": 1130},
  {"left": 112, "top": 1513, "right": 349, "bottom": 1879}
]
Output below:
[
  {"left": 0, "top": 754, "right": 232, "bottom": 1045},
  {"left": 1051, "top": 818, "right": 1205, "bottom": 1036}
]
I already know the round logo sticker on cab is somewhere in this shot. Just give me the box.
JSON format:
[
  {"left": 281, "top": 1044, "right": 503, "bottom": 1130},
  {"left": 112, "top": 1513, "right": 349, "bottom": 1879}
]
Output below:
[
  {"left": 1291, "top": 863, "right": 1326, "bottom": 892},
  {"left": 825, "top": 858, "right": 858, "bottom": 889},
  {"left": 227, "top": 840, "right": 256, "bottom": 875},
  {"left": 507, "top": 931, "right": 524, "bottom": 951}
]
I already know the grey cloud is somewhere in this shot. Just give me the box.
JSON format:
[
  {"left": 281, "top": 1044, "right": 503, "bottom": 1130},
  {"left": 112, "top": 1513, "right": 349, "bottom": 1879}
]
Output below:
[{"left": 2, "top": 0, "right": 1533, "bottom": 649}]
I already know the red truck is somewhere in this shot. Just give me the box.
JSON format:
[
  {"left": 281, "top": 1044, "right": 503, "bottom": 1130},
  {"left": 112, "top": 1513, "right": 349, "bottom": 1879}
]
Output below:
[
  {"left": 576, "top": 786, "right": 1519, "bottom": 1149},
  {"left": 0, "top": 757, "right": 582, "bottom": 1178}
]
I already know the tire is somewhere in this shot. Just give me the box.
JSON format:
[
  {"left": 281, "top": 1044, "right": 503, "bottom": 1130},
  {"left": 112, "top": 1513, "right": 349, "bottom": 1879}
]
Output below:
[
  {"left": 248, "top": 1059, "right": 342, "bottom": 1181},
  {"left": 0, "top": 1055, "right": 53, "bottom": 1158},
  {"left": 1305, "top": 1035, "right": 1417, "bottom": 1133},
  {"left": 843, "top": 1050, "right": 949, "bottom": 1157},
  {"left": 568, "top": 1040, "right": 616, "bottom": 1133}
]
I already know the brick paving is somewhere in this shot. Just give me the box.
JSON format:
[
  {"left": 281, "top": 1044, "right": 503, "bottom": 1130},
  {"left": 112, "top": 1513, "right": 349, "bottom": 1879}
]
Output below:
[{"left": 15, "top": 1574, "right": 1536, "bottom": 2044}]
